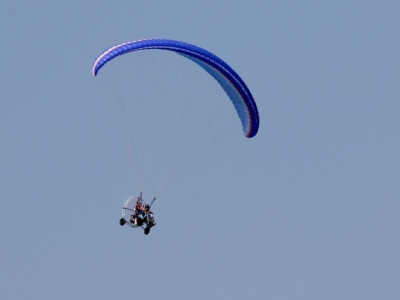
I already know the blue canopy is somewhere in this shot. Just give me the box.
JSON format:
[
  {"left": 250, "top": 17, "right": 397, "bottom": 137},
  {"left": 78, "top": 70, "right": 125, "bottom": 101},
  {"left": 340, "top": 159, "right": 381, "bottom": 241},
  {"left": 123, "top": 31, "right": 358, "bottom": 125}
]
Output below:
[{"left": 93, "top": 39, "right": 259, "bottom": 138}]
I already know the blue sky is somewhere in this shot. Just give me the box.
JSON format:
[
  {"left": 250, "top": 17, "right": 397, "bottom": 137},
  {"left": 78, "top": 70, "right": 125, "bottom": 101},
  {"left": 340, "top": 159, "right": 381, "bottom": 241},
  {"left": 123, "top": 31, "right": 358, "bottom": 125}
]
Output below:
[{"left": 1, "top": 1, "right": 399, "bottom": 299}]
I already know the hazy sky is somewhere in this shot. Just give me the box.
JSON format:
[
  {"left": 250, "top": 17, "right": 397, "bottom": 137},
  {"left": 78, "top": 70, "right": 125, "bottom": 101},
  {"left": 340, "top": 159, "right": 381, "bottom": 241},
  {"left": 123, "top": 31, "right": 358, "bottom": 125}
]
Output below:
[{"left": 1, "top": 1, "right": 399, "bottom": 299}]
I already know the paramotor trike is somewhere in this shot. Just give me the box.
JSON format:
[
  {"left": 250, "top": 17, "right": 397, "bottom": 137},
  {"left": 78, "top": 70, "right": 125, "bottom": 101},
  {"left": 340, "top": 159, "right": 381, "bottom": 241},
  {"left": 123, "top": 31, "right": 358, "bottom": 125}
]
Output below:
[{"left": 119, "top": 196, "right": 156, "bottom": 235}]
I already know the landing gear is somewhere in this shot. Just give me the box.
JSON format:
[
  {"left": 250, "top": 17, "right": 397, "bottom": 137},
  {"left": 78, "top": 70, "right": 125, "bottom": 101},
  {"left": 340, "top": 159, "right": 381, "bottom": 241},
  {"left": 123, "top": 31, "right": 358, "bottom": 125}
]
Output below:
[{"left": 119, "top": 218, "right": 126, "bottom": 226}]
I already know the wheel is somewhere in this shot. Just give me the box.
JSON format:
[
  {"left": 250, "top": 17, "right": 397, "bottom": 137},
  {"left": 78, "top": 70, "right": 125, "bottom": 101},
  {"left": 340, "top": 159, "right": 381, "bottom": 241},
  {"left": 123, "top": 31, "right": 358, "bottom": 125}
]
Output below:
[
  {"left": 144, "top": 227, "right": 150, "bottom": 235},
  {"left": 119, "top": 218, "right": 126, "bottom": 226}
]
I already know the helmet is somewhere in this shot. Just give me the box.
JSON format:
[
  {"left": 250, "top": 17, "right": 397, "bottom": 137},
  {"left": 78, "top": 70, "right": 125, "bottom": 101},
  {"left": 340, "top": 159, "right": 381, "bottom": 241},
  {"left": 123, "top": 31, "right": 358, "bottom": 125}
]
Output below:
[{"left": 145, "top": 204, "right": 150, "bottom": 210}]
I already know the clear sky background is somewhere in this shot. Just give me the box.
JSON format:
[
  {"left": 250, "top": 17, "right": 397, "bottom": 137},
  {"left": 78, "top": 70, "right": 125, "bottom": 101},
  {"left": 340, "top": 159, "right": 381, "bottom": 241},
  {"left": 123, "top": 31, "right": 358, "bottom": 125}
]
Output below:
[{"left": 1, "top": 1, "right": 399, "bottom": 299}]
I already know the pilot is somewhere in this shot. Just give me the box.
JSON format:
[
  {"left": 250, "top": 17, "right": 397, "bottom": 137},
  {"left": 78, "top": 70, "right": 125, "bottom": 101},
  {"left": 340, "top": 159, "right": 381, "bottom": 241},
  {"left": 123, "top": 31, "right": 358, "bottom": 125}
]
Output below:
[{"left": 143, "top": 204, "right": 155, "bottom": 227}]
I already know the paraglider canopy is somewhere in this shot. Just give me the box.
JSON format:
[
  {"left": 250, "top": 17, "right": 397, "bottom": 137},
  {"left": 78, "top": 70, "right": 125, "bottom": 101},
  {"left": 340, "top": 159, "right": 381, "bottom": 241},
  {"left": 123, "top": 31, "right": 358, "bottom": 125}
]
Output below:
[{"left": 93, "top": 39, "right": 259, "bottom": 138}]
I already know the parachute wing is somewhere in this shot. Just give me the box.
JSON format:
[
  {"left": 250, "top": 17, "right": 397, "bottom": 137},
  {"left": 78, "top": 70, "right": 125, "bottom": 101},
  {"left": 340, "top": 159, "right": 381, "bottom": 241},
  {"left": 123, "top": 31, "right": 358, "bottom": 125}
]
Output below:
[{"left": 92, "top": 39, "right": 259, "bottom": 138}]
